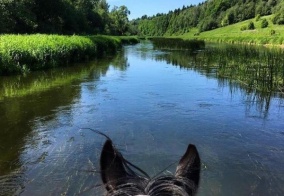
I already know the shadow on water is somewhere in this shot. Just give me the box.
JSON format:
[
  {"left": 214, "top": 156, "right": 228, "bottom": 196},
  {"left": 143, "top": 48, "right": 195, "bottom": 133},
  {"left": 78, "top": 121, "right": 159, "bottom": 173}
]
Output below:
[
  {"left": 154, "top": 43, "right": 284, "bottom": 118},
  {"left": 0, "top": 51, "right": 128, "bottom": 195}
]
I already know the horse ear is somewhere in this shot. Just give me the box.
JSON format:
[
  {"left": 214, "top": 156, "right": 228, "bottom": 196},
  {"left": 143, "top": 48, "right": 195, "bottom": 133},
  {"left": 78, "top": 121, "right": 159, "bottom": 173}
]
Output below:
[
  {"left": 100, "top": 139, "right": 127, "bottom": 191},
  {"left": 175, "top": 144, "right": 201, "bottom": 186}
]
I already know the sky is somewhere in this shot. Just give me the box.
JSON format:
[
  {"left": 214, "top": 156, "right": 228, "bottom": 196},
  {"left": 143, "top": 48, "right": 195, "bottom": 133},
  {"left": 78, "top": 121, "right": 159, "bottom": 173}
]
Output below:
[{"left": 108, "top": 0, "right": 205, "bottom": 20}]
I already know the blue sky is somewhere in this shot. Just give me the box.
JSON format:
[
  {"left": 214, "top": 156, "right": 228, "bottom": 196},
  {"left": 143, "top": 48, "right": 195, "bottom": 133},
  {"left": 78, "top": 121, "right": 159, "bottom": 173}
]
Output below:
[{"left": 108, "top": 0, "right": 205, "bottom": 20}]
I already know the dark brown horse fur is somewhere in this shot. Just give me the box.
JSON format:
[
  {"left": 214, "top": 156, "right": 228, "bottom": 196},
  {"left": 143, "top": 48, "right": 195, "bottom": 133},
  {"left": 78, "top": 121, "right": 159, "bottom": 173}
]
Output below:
[{"left": 100, "top": 139, "right": 201, "bottom": 196}]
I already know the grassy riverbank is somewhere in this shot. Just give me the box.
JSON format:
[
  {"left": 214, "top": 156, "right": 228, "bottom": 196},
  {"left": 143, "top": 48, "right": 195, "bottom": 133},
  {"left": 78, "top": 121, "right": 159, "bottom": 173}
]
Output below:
[
  {"left": 181, "top": 15, "right": 284, "bottom": 46},
  {"left": 0, "top": 35, "right": 138, "bottom": 75},
  {"left": 150, "top": 37, "right": 205, "bottom": 51}
]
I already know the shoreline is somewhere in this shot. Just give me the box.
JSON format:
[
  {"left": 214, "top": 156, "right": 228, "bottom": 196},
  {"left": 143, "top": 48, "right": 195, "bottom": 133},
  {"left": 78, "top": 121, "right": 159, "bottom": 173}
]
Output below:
[
  {"left": 0, "top": 35, "right": 139, "bottom": 76},
  {"left": 185, "top": 37, "right": 284, "bottom": 49}
]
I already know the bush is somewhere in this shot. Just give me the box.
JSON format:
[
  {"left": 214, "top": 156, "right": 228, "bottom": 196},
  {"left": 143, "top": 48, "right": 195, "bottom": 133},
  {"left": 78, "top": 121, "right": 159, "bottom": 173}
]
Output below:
[
  {"left": 221, "top": 18, "right": 229, "bottom": 27},
  {"left": 240, "top": 25, "right": 247, "bottom": 31},
  {"left": 261, "top": 19, "right": 269, "bottom": 28},
  {"left": 199, "top": 19, "right": 218, "bottom": 32},
  {"left": 270, "top": 29, "right": 276, "bottom": 35},
  {"left": 272, "top": 13, "right": 284, "bottom": 25},
  {"left": 247, "top": 21, "right": 255, "bottom": 30}
]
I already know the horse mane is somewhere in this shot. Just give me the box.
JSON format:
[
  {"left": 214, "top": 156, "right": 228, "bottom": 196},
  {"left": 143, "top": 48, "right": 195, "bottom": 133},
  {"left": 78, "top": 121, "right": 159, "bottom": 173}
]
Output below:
[{"left": 81, "top": 128, "right": 200, "bottom": 196}]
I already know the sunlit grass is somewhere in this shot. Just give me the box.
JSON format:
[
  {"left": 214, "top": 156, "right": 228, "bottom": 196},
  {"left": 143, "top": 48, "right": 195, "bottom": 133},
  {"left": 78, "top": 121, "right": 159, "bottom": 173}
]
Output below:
[
  {"left": 0, "top": 34, "right": 139, "bottom": 75},
  {"left": 181, "top": 15, "right": 284, "bottom": 46}
]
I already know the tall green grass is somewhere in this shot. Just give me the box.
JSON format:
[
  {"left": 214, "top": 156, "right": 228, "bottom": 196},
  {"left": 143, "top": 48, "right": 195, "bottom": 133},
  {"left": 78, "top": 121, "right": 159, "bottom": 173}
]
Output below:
[
  {"left": 0, "top": 34, "right": 139, "bottom": 75},
  {"left": 199, "top": 44, "right": 284, "bottom": 94},
  {"left": 117, "top": 36, "right": 140, "bottom": 45},
  {"left": 155, "top": 43, "right": 284, "bottom": 95},
  {"left": 150, "top": 37, "right": 205, "bottom": 51}
]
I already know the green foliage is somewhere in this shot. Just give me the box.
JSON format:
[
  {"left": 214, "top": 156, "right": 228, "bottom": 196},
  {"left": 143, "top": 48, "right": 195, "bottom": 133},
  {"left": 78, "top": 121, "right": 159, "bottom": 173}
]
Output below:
[
  {"left": 156, "top": 44, "right": 284, "bottom": 94},
  {"left": 222, "top": 12, "right": 235, "bottom": 27},
  {"left": 272, "top": 1, "right": 284, "bottom": 25},
  {"left": 261, "top": 19, "right": 269, "bottom": 28},
  {"left": 247, "top": 21, "right": 255, "bottom": 30},
  {"left": 0, "top": 0, "right": 131, "bottom": 35},
  {"left": 109, "top": 6, "right": 131, "bottom": 35},
  {"left": 0, "top": 34, "right": 138, "bottom": 75},
  {"left": 117, "top": 36, "right": 140, "bottom": 45},
  {"left": 270, "top": 29, "right": 276, "bottom": 35},
  {"left": 240, "top": 25, "right": 247, "bottom": 31},
  {"left": 150, "top": 38, "right": 205, "bottom": 51},
  {"left": 135, "top": 0, "right": 283, "bottom": 36},
  {"left": 199, "top": 18, "right": 218, "bottom": 32},
  {"left": 272, "top": 12, "right": 284, "bottom": 25},
  {"left": 255, "top": 14, "right": 261, "bottom": 22},
  {"left": 180, "top": 15, "right": 284, "bottom": 46}
]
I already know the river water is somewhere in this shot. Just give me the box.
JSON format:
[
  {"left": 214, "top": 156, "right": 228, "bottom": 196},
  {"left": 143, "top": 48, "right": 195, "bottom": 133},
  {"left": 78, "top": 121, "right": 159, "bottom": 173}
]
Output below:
[{"left": 0, "top": 41, "right": 284, "bottom": 195}]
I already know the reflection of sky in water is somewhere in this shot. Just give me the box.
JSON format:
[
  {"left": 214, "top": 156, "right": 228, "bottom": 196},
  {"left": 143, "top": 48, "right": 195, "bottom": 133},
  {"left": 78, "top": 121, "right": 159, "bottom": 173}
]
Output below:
[{"left": 1, "top": 42, "right": 284, "bottom": 195}]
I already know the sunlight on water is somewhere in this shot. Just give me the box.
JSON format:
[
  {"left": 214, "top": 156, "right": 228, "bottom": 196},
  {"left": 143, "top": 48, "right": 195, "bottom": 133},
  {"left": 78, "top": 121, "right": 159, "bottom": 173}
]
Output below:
[{"left": 0, "top": 41, "right": 284, "bottom": 195}]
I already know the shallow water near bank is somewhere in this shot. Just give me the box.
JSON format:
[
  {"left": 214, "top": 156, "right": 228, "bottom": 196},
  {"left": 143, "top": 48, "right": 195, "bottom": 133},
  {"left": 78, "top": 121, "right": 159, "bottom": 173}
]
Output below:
[{"left": 0, "top": 41, "right": 284, "bottom": 195}]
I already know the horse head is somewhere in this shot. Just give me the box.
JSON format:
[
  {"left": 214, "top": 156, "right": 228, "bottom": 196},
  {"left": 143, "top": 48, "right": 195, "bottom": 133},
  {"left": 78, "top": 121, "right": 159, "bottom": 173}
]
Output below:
[{"left": 100, "top": 139, "right": 200, "bottom": 196}]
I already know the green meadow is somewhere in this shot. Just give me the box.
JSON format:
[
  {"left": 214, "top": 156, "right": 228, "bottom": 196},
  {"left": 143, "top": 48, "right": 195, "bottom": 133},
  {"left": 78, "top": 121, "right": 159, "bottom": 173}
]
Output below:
[{"left": 181, "top": 15, "right": 284, "bottom": 46}]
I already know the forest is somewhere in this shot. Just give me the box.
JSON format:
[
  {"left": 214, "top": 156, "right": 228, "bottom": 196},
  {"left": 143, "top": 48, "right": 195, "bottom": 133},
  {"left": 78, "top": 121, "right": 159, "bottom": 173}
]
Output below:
[
  {"left": 1, "top": 0, "right": 284, "bottom": 36},
  {"left": 0, "top": 0, "right": 131, "bottom": 35},
  {"left": 134, "top": 0, "right": 284, "bottom": 36}
]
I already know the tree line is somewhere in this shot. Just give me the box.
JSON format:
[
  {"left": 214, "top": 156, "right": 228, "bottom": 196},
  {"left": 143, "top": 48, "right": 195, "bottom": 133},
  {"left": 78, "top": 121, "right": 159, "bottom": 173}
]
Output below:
[
  {"left": 133, "top": 0, "right": 284, "bottom": 36},
  {"left": 0, "top": 0, "right": 131, "bottom": 35},
  {"left": 2, "top": 0, "right": 284, "bottom": 36}
]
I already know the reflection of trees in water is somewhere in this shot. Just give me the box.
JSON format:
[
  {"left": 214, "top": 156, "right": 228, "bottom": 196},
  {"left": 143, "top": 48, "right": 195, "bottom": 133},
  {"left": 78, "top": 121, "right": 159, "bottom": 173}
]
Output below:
[
  {"left": 110, "top": 50, "right": 129, "bottom": 71},
  {"left": 0, "top": 52, "right": 129, "bottom": 194},
  {"left": 154, "top": 44, "right": 284, "bottom": 118},
  {"left": 0, "top": 51, "right": 129, "bottom": 99}
]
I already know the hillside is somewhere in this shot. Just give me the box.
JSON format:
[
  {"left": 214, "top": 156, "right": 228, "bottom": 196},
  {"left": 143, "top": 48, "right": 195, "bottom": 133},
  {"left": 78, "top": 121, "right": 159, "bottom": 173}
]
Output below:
[
  {"left": 181, "top": 15, "right": 284, "bottom": 45},
  {"left": 133, "top": 0, "right": 284, "bottom": 44}
]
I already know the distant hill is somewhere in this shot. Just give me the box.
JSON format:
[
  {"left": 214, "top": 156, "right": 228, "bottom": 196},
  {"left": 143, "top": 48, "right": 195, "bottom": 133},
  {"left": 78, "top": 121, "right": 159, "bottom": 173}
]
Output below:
[
  {"left": 131, "top": 0, "right": 284, "bottom": 37},
  {"left": 180, "top": 15, "right": 284, "bottom": 45}
]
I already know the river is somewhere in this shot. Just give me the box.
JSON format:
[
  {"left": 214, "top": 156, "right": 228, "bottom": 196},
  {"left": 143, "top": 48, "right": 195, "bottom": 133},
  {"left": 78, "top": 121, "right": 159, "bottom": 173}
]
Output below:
[{"left": 0, "top": 41, "right": 284, "bottom": 195}]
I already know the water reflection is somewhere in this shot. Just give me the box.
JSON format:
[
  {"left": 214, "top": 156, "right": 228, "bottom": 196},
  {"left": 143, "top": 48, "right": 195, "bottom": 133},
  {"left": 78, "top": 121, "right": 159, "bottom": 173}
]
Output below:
[
  {"left": 0, "top": 42, "right": 284, "bottom": 195},
  {"left": 0, "top": 52, "right": 128, "bottom": 195},
  {"left": 154, "top": 44, "right": 284, "bottom": 118}
]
